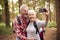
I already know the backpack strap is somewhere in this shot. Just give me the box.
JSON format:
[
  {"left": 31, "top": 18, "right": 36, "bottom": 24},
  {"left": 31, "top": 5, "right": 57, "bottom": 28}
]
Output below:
[
  {"left": 27, "top": 20, "right": 30, "bottom": 26},
  {"left": 12, "top": 22, "right": 15, "bottom": 33},
  {"left": 16, "top": 16, "right": 21, "bottom": 25},
  {"left": 33, "top": 22, "right": 39, "bottom": 34},
  {"left": 27, "top": 21, "right": 39, "bottom": 34}
]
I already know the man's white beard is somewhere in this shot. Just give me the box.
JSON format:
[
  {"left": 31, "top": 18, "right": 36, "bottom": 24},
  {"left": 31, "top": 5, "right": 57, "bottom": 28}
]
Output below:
[{"left": 24, "top": 15, "right": 27, "bottom": 18}]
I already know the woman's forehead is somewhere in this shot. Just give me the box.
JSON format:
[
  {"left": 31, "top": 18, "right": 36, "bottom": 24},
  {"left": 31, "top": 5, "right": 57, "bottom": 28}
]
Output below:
[
  {"left": 28, "top": 13, "right": 36, "bottom": 16},
  {"left": 28, "top": 10, "right": 36, "bottom": 14}
]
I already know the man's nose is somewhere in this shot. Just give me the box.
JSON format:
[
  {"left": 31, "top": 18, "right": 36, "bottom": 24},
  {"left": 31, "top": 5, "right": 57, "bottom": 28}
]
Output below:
[
  {"left": 25, "top": 12, "right": 28, "bottom": 15},
  {"left": 25, "top": 11, "right": 27, "bottom": 13}
]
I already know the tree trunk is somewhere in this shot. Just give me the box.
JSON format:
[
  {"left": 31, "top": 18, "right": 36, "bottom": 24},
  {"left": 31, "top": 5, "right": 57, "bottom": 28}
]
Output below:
[
  {"left": 2, "top": 7, "right": 5, "bottom": 22},
  {"left": 33, "top": 1, "right": 35, "bottom": 10},
  {"left": 12, "top": 0, "right": 15, "bottom": 19},
  {"left": 56, "top": 0, "right": 60, "bottom": 40},
  {"left": 4, "top": 0, "right": 10, "bottom": 27},
  {"left": 54, "top": 3, "right": 56, "bottom": 22},
  {"left": 18, "top": 0, "right": 22, "bottom": 14},
  {"left": 49, "top": 0, "right": 51, "bottom": 22}
]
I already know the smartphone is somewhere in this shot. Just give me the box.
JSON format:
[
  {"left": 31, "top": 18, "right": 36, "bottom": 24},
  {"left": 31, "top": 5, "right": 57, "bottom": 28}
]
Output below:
[{"left": 39, "top": 8, "right": 47, "bottom": 13}]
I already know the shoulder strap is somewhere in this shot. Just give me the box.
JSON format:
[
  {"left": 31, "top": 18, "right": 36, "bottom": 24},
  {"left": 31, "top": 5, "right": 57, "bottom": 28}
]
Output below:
[
  {"left": 16, "top": 16, "right": 21, "bottom": 25},
  {"left": 27, "top": 20, "right": 30, "bottom": 26},
  {"left": 33, "top": 22, "right": 39, "bottom": 34},
  {"left": 27, "top": 21, "right": 39, "bottom": 34}
]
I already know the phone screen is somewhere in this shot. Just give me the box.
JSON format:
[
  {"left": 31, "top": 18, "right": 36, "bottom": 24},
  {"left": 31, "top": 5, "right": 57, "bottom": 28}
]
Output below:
[{"left": 39, "top": 8, "right": 47, "bottom": 13}]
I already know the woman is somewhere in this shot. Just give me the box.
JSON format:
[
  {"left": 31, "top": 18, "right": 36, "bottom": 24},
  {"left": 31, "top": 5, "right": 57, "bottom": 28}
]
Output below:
[{"left": 26, "top": 10, "right": 48, "bottom": 40}]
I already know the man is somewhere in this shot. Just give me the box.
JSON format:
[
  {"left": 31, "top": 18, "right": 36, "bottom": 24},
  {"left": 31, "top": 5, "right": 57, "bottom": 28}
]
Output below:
[{"left": 13, "top": 4, "right": 29, "bottom": 40}]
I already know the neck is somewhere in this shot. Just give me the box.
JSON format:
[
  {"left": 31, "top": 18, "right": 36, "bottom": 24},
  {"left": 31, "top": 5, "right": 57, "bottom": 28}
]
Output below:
[
  {"left": 21, "top": 14, "right": 27, "bottom": 20},
  {"left": 21, "top": 14, "right": 24, "bottom": 17},
  {"left": 30, "top": 20, "right": 35, "bottom": 23}
]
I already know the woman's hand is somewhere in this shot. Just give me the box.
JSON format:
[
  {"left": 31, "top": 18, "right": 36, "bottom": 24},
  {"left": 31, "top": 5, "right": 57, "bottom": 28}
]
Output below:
[
  {"left": 44, "top": 11, "right": 49, "bottom": 16},
  {"left": 44, "top": 11, "right": 49, "bottom": 25}
]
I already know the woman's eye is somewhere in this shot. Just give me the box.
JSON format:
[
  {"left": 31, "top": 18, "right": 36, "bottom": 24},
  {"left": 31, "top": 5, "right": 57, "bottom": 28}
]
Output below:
[{"left": 29, "top": 14, "right": 31, "bottom": 16}]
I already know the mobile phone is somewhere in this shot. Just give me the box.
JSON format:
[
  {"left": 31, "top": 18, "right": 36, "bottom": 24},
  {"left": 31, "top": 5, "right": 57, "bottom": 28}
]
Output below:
[{"left": 39, "top": 8, "right": 47, "bottom": 13}]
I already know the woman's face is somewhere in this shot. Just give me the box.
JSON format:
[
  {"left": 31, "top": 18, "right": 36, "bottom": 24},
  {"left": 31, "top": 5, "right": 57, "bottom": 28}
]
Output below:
[{"left": 28, "top": 12, "right": 36, "bottom": 22}]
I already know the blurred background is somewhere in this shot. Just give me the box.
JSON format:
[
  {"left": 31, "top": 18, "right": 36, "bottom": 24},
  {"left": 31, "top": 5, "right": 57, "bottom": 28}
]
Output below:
[{"left": 0, "top": 0, "right": 60, "bottom": 40}]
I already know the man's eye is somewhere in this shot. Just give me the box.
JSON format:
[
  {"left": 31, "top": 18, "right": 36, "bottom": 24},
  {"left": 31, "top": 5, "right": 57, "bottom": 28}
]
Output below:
[{"left": 29, "top": 14, "right": 31, "bottom": 16}]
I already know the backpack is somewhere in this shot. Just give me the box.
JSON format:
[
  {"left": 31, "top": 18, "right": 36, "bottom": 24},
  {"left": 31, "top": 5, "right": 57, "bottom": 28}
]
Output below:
[{"left": 13, "top": 16, "right": 44, "bottom": 40}]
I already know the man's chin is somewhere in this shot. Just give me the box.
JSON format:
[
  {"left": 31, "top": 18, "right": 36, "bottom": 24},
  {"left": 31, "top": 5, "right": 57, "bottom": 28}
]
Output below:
[
  {"left": 24, "top": 15, "right": 27, "bottom": 17},
  {"left": 30, "top": 20, "right": 35, "bottom": 22}
]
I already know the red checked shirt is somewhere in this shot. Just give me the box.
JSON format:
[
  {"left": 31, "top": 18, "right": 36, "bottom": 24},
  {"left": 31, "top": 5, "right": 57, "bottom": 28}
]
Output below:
[{"left": 13, "top": 15, "right": 29, "bottom": 40}]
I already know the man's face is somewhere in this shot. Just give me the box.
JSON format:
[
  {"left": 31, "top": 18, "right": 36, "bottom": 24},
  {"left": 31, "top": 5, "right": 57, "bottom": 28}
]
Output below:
[{"left": 21, "top": 7, "right": 28, "bottom": 17}]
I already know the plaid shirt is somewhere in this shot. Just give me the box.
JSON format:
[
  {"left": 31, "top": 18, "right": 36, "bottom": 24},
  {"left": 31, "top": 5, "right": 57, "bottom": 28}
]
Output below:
[{"left": 13, "top": 15, "right": 29, "bottom": 40}]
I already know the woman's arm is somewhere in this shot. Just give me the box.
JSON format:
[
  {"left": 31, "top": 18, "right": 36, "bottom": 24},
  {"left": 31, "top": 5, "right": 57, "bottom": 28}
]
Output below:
[{"left": 44, "top": 12, "right": 49, "bottom": 26}]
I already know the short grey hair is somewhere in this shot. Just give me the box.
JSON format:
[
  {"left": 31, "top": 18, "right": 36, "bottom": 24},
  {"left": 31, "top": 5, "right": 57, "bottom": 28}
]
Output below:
[
  {"left": 20, "top": 4, "right": 28, "bottom": 11},
  {"left": 28, "top": 10, "right": 37, "bottom": 15}
]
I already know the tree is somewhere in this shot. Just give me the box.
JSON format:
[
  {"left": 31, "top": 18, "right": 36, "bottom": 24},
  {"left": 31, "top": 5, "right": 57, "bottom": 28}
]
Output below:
[
  {"left": 56, "top": 0, "right": 60, "bottom": 40},
  {"left": 18, "top": 0, "right": 22, "bottom": 13},
  {"left": 0, "top": 0, "right": 5, "bottom": 22},
  {"left": 12, "top": 0, "right": 15, "bottom": 19},
  {"left": 49, "top": 0, "right": 51, "bottom": 22},
  {"left": 4, "top": 0, "right": 10, "bottom": 27}
]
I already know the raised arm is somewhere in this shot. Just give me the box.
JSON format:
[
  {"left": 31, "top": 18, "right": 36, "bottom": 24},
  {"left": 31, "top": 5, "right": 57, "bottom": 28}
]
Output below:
[{"left": 44, "top": 11, "right": 49, "bottom": 26}]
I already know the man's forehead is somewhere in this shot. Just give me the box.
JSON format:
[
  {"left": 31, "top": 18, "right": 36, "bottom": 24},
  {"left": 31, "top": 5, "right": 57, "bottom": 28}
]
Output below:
[
  {"left": 20, "top": 4, "right": 28, "bottom": 11},
  {"left": 22, "top": 7, "right": 28, "bottom": 10}
]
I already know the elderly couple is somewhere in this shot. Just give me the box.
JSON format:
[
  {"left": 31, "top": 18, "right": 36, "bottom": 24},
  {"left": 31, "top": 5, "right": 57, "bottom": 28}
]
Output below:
[{"left": 13, "top": 4, "right": 49, "bottom": 40}]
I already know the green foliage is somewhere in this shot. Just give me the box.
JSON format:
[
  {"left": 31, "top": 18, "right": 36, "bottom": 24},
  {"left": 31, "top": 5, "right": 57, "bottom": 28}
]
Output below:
[
  {"left": 0, "top": 10, "right": 2, "bottom": 20},
  {"left": 0, "top": 22, "right": 13, "bottom": 36},
  {"left": 0, "top": 14, "right": 2, "bottom": 20},
  {"left": 47, "top": 21, "right": 57, "bottom": 28},
  {"left": 0, "top": 0, "right": 4, "bottom": 7},
  {"left": 15, "top": 12, "right": 19, "bottom": 17}
]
